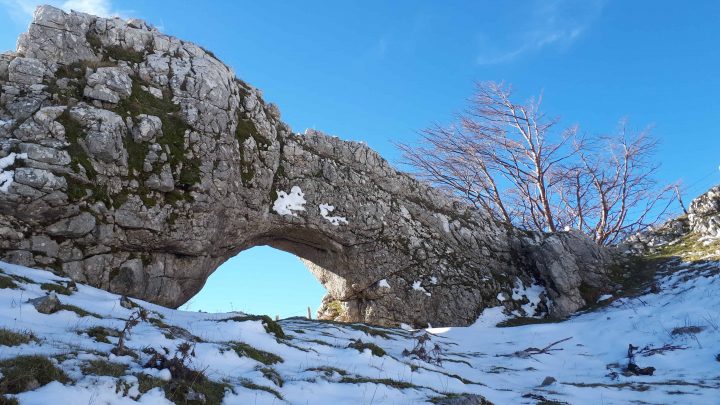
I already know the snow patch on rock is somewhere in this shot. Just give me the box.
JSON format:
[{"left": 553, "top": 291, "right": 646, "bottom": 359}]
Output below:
[
  {"left": 319, "top": 203, "right": 348, "bottom": 225},
  {"left": 272, "top": 186, "right": 306, "bottom": 216}
]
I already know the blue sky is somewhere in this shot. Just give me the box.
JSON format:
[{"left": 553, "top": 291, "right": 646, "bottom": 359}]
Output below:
[{"left": 2, "top": 1, "right": 719, "bottom": 317}]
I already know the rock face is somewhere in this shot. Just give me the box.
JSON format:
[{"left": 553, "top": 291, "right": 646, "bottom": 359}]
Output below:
[
  {"left": 689, "top": 185, "right": 720, "bottom": 240},
  {"left": 0, "top": 6, "right": 614, "bottom": 326}
]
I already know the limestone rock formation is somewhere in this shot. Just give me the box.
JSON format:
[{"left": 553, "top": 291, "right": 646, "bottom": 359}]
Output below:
[
  {"left": 689, "top": 185, "right": 720, "bottom": 240},
  {"left": 0, "top": 6, "right": 614, "bottom": 327}
]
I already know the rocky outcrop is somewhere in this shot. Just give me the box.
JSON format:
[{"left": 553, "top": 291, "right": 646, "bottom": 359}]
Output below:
[
  {"left": 689, "top": 185, "right": 720, "bottom": 240},
  {"left": 0, "top": 6, "right": 614, "bottom": 327}
]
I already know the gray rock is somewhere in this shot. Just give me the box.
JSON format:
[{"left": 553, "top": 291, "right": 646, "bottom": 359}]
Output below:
[
  {"left": 29, "top": 293, "right": 61, "bottom": 314},
  {"left": 84, "top": 66, "right": 133, "bottom": 103},
  {"left": 7, "top": 57, "right": 46, "bottom": 85},
  {"left": 132, "top": 114, "right": 162, "bottom": 143},
  {"left": 0, "top": 5, "right": 617, "bottom": 327},
  {"left": 540, "top": 376, "right": 557, "bottom": 386},
  {"left": 689, "top": 185, "right": 720, "bottom": 240},
  {"left": 46, "top": 212, "right": 96, "bottom": 237}
]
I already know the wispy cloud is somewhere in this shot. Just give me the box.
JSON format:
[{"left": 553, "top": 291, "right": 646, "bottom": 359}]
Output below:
[
  {"left": 1, "top": 0, "right": 122, "bottom": 24},
  {"left": 475, "top": 0, "right": 605, "bottom": 65}
]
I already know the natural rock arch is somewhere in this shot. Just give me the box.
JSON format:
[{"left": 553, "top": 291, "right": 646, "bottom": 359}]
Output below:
[{"left": 0, "top": 6, "right": 612, "bottom": 327}]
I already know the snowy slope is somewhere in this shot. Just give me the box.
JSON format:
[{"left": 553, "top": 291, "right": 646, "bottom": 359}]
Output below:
[{"left": 0, "top": 257, "right": 718, "bottom": 405}]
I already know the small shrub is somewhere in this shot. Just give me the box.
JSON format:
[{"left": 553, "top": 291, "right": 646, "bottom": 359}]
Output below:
[
  {"left": 0, "top": 356, "right": 70, "bottom": 394},
  {"left": 348, "top": 339, "right": 386, "bottom": 357},
  {"left": 141, "top": 343, "right": 230, "bottom": 404},
  {"left": 230, "top": 342, "right": 283, "bottom": 365},
  {"left": 402, "top": 333, "right": 442, "bottom": 365},
  {"left": 0, "top": 329, "right": 36, "bottom": 347}
]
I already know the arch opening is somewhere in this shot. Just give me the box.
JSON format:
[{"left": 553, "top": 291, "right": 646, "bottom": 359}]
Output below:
[{"left": 182, "top": 246, "right": 327, "bottom": 319}]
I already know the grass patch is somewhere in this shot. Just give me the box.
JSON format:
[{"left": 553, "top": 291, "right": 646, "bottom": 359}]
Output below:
[
  {"left": 496, "top": 316, "right": 562, "bottom": 328},
  {"left": 0, "top": 276, "right": 18, "bottom": 290},
  {"left": 40, "top": 283, "right": 72, "bottom": 295},
  {"left": 306, "top": 366, "right": 349, "bottom": 377},
  {"left": 260, "top": 367, "right": 283, "bottom": 387},
  {"left": 339, "top": 376, "right": 416, "bottom": 390},
  {"left": 59, "top": 305, "right": 101, "bottom": 318},
  {"left": 81, "top": 359, "right": 127, "bottom": 377},
  {"left": 229, "top": 342, "right": 283, "bottom": 365},
  {"left": 0, "top": 329, "right": 36, "bottom": 347},
  {"left": 241, "top": 381, "right": 283, "bottom": 400},
  {"left": 219, "top": 315, "right": 285, "bottom": 339},
  {"left": 649, "top": 233, "right": 720, "bottom": 262},
  {"left": 0, "top": 355, "right": 70, "bottom": 394},
  {"left": 347, "top": 339, "right": 386, "bottom": 357},
  {"left": 85, "top": 326, "right": 120, "bottom": 344}
]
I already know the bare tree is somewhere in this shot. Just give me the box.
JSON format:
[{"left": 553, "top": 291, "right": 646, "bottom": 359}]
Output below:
[{"left": 398, "top": 81, "right": 675, "bottom": 245}]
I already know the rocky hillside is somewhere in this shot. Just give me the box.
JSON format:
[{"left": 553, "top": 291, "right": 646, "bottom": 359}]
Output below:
[{"left": 0, "top": 219, "right": 717, "bottom": 404}]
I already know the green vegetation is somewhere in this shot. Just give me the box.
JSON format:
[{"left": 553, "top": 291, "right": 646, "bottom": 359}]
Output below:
[
  {"left": 40, "top": 282, "right": 72, "bottom": 295},
  {"left": 240, "top": 381, "right": 283, "bottom": 400},
  {"left": 0, "top": 356, "right": 70, "bottom": 394},
  {"left": 339, "top": 376, "right": 416, "bottom": 390},
  {"left": 259, "top": 367, "right": 283, "bottom": 387},
  {"left": 114, "top": 80, "right": 198, "bottom": 202},
  {"left": 219, "top": 315, "right": 285, "bottom": 339},
  {"left": 496, "top": 316, "right": 562, "bottom": 328},
  {"left": 81, "top": 359, "right": 127, "bottom": 377},
  {"left": 648, "top": 233, "right": 720, "bottom": 262},
  {"left": 306, "top": 366, "right": 349, "bottom": 377},
  {"left": 0, "top": 329, "right": 36, "bottom": 347},
  {"left": 135, "top": 372, "right": 230, "bottom": 404},
  {"left": 84, "top": 326, "right": 120, "bottom": 344},
  {"left": 0, "top": 275, "right": 18, "bottom": 290},
  {"left": 347, "top": 339, "right": 386, "bottom": 357},
  {"left": 104, "top": 45, "right": 145, "bottom": 63},
  {"left": 229, "top": 342, "right": 284, "bottom": 365},
  {"left": 58, "top": 304, "right": 101, "bottom": 319}
]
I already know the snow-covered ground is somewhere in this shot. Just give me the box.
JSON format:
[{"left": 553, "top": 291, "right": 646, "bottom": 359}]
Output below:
[{"left": 0, "top": 258, "right": 718, "bottom": 404}]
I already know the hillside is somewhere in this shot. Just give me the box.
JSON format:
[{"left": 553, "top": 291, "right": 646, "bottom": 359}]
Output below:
[{"left": 0, "top": 239, "right": 717, "bottom": 404}]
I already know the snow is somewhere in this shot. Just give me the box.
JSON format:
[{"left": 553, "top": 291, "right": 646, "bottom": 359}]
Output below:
[
  {"left": 377, "top": 279, "right": 390, "bottom": 288},
  {"left": 411, "top": 280, "right": 431, "bottom": 296},
  {"left": 318, "top": 203, "right": 348, "bottom": 225},
  {"left": 0, "top": 152, "right": 26, "bottom": 193},
  {"left": 597, "top": 293, "right": 613, "bottom": 302},
  {"left": 0, "top": 257, "right": 718, "bottom": 404},
  {"left": 272, "top": 186, "right": 306, "bottom": 216}
]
